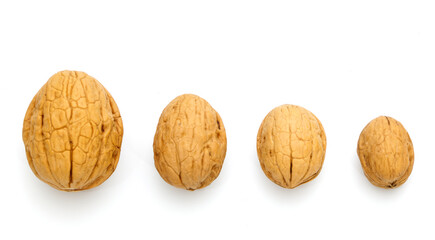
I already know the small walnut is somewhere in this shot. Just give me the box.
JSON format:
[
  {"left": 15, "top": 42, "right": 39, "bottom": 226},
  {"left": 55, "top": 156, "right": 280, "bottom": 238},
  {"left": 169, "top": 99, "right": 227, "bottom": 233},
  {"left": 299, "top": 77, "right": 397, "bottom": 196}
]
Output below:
[
  {"left": 357, "top": 116, "right": 414, "bottom": 188},
  {"left": 153, "top": 94, "right": 227, "bottom": 190},
  {"left": 257, "top": 105, "right": 326, "bottom": 189},
  {"left": 22, "top": 71, "right": 123, "bottom": 191}
]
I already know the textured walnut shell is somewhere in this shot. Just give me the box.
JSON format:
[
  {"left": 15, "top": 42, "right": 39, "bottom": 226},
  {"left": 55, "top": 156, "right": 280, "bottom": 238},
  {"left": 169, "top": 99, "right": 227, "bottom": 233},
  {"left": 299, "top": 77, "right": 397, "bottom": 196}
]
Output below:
[
  {"left": 357, "top": 116, "right": 414, "bottom": 188},
  {"left": 257, "top": 105, "right": 326, "bottom": 189},
  {"left": 22, "top": 71, "right": 123, "bottom": 191},
  {"left": 153, "top": 94, "right": 227, "bottom": 190}
]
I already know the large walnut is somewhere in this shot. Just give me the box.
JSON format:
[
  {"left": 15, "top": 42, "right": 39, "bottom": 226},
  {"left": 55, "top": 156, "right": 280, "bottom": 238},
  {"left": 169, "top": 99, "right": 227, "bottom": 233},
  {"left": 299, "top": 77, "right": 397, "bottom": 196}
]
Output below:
[
  {"left": 357, "top": 116, "right": 414, "bottom": 188},
  {"left": 22, "top": 71, "right": 123, "bottom": 191},
  {"left": 153, "top": 94, "right": 227, "bottom": 190},
  {"left": 257, "top": 105, "right": 326, "bottom": 189}
]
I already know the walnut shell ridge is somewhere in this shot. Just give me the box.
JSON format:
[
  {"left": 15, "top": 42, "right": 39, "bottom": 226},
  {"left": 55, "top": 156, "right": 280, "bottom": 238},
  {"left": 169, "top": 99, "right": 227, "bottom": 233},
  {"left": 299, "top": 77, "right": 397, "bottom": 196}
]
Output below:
[
  {"left": 153, "top": 94, "right": 227, "bottom": 191},
  {"left": 22, "top": 71, "right": 123, "bottom": 191},
  {"left": 357, "top": 116, "right": 414, "bottom": 189},
  {"left": 257, "top": 105, "right": 326, "bottom": 189}
]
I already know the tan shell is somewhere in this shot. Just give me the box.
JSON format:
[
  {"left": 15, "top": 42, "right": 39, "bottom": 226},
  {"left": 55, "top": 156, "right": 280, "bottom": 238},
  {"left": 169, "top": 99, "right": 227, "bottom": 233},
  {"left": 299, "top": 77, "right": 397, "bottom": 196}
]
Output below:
[
  {"left": 22, "top": 71, "right": 123, "bottom": 191},
  {"left": 357, "top": 116, "right": 414, "bottom": 188},
  {"left": 153, "top": 94, "right": 227, "bottom": 190},
  {"left": 257, "top": 105, "right": 326, "bottom": 189}
]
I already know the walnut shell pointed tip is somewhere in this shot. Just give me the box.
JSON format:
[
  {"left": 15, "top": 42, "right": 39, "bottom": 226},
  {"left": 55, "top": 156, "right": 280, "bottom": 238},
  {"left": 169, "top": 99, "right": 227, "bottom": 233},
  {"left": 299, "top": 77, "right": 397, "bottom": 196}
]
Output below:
[
  {"left": 357, "top": 116, "right": 414, "bottom": 189},
  {"left": 257, "top": 105, "right": 327, "bottom": 189},
  {"left": 153, "top": 94, "right": 227, "bottom": 191},
  {"left": 22, "top": 70, "right": 123, "bottom": 191}
]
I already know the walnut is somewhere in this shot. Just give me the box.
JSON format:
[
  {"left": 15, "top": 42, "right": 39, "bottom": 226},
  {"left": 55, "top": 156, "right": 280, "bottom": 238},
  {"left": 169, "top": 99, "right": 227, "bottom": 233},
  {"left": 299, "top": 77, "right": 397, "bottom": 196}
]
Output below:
[
  {"left": 22, "top": 71, "right": 123, "bottom": 191},
  {"left": 257, "top": 105, "right": 326, "bottom": 189},
  {"left": 153, "top": 94, "right": 227, "bottom": 190},
  {"left": 357, "top": 116, "right": 414, "bottom": 188}
]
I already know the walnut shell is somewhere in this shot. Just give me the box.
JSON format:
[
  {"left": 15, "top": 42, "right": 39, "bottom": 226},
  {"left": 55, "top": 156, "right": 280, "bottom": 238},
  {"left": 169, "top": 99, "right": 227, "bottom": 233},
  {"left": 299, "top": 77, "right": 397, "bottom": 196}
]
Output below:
[
  {"left": 22, "top": 71, "right": 123, "bottom": 191},
  {"left": 257, "top": 105, "right": 326, "bottom": 189},
  {"left": 153, "top": 94, "right": 227, "bottom": 191},
  {"left": 357, "top": 116, "right": 414, "bottom": 188}
]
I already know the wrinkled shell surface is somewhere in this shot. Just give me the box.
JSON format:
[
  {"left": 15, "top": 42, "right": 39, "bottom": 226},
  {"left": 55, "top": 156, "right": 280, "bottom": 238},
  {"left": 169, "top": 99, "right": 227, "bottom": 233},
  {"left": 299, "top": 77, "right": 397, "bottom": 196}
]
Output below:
[
  {"left": 357, "top": 116, "right": 414, "bottom": 188},
  {"left": 153, "top": 94, "right": 227, "bottom": 190},
  {"left": 257, "top": 105, "right": 326, "bottom": 189},
  {"left": 23, "top": 71, "right": 123, "bottom": 191}
]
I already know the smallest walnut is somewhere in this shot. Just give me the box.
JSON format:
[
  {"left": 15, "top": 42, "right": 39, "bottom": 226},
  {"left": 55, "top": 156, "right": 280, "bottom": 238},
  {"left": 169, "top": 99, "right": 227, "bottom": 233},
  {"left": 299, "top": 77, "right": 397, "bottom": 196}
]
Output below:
[{"left": 357, "top": 116, "right": 414, "bottom": 188}]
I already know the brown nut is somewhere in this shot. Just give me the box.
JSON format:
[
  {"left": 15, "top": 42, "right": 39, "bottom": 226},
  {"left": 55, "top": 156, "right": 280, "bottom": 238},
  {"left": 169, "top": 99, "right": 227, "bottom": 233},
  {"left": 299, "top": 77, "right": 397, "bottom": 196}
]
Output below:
[
  {"left": 257, "top": 105, "right": 326, "bottom": 189},
  {"left": 22, "top": 71, "right": 123, "bottom": 191},
  {"left": 153, "top": 94, "right": 227, "bottom": 191},
  {"left": 357, "top": 116, "right": 414, "bottom": 188}
]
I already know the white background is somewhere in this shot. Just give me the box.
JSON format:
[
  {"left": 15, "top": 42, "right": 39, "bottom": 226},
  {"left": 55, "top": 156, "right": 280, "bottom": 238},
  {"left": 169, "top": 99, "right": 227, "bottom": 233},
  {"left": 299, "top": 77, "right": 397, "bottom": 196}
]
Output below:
[{"left": 0, "top": 1, "right": 434, "bottom": 239}]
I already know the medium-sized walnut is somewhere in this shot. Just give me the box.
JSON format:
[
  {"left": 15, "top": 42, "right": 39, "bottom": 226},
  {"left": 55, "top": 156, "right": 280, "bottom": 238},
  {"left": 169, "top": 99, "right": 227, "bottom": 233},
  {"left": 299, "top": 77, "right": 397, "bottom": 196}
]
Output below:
[
  {"left": 357, "top": 116, "right": 414, "bottom": 188},
  {"left": 153, "top": 94, "right": 227, "bottom": 190},
  {"left": 23, "top": 71, "right": 123, "bottom": 191},
  {"left": 257, "top": 105, "right": 326, "bottom": 189}
]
